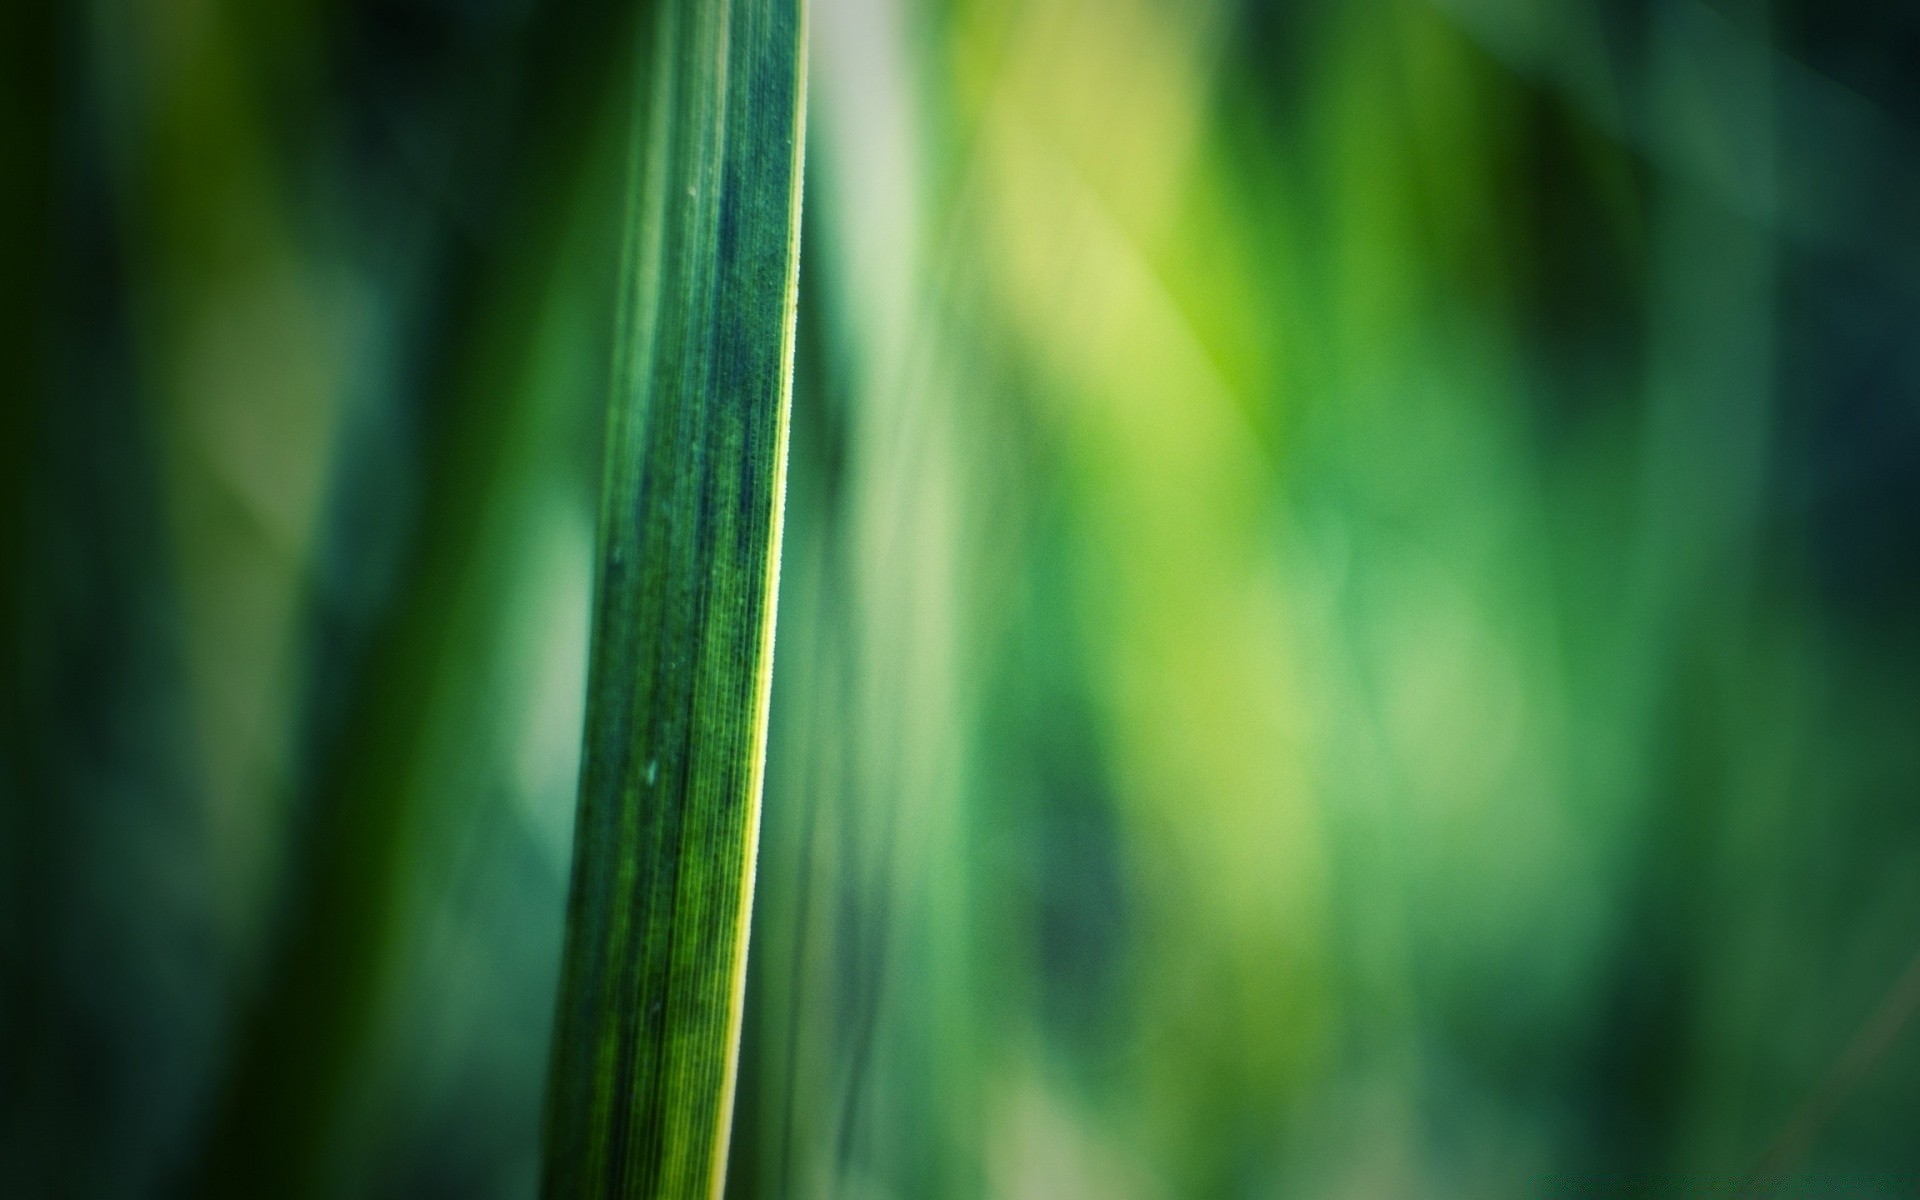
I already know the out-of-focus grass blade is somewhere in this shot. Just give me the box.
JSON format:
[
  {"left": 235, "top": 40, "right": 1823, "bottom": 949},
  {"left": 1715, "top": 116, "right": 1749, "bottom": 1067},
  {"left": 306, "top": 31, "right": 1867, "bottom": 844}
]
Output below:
[
  {"left": 539, "top": 0, "right": 806, "bottom": 1195},
  {"left": 181, "top": 2, "right": 639, "bottom": 1191}
]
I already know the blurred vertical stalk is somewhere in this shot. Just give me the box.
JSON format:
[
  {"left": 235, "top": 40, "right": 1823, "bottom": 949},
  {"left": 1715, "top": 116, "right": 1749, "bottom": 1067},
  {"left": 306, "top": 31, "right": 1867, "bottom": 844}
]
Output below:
[
  {"left": 539, "top": 0, "right": 806, "bottom": 1195},
  {"left": 190, "top": 0, "right": 641, "bottom": 1191}
]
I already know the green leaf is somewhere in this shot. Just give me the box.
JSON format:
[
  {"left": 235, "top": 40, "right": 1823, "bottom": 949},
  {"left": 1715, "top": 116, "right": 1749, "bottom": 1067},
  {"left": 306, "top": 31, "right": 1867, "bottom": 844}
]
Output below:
[{"left": 539, "top": 0, "right": 807, "bottom": 1195}]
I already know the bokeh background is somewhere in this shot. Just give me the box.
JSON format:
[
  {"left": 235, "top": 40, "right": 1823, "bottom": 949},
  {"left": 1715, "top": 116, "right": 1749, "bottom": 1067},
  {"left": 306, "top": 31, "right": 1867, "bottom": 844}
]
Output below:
[{"left": 7, "top": 0, "right": 1920, "bottom": 1195}]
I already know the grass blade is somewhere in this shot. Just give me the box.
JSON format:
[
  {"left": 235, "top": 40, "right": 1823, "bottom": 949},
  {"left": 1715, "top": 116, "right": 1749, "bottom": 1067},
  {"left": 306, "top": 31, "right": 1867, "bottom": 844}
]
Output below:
[{"left": 540, "top": 0, "right": 806, "bottom": 1195}]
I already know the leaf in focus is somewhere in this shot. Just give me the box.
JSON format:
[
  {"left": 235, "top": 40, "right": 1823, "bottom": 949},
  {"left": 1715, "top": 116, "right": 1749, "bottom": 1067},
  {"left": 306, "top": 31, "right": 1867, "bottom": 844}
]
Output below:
[{"left": 539, "top": 0, "right": 807, "bottom": 1195}]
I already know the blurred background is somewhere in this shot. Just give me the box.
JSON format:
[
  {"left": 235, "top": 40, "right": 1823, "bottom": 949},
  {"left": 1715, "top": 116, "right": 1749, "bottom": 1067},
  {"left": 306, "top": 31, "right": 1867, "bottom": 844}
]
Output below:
[{"left": 6, "top": 0, "right": 1920, "bottom": 1194}]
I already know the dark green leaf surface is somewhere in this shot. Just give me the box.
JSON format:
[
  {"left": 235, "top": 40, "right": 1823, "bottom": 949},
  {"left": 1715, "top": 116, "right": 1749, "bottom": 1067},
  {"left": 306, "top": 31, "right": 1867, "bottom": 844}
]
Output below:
[{"left": 540, "top": 0, "right": 806, "bottom": 1196}]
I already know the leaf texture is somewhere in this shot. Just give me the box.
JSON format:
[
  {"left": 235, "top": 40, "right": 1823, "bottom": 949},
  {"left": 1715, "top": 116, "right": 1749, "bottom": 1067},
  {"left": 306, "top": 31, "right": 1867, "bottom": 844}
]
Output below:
[{"left": 539, "top": 0, "right": 807, "bottom": 1196}]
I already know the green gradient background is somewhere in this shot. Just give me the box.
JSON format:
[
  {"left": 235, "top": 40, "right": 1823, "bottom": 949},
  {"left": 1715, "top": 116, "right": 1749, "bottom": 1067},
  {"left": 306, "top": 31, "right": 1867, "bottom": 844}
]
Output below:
[{"left": 6, "top": 0, "right": 1920, "bottom": 1195}]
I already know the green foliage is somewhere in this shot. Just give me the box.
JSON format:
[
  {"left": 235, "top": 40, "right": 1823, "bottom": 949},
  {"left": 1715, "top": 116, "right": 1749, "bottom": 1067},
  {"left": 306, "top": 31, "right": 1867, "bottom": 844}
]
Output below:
[
  {"left": 11, "top": 0, "right": 1920, "bottom": 1196},
  {"left": 540, "top": 0, "right": 807, "bottom": 1195}
]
